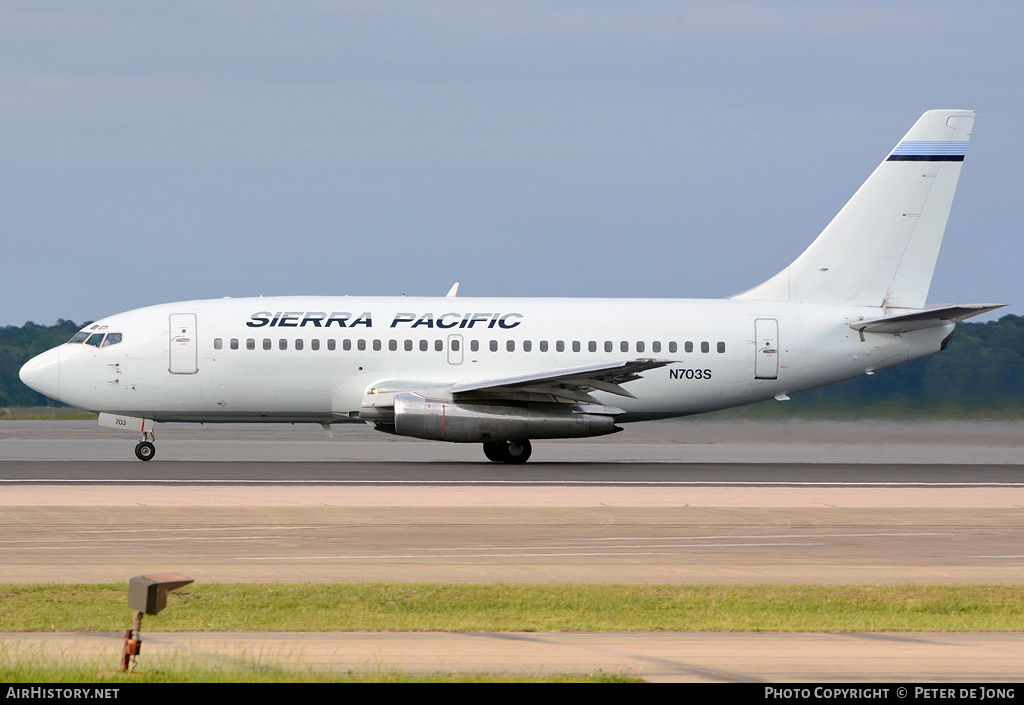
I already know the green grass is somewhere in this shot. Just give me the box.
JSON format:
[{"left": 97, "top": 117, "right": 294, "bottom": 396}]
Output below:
[
  {"left": 3, "top": 583, "right": 1020, "bottom": 682},
  {"left": 2, "top": 583, "right": 1023, "bottom": 633},
  {"left": 0, "top": 406, "right": 97, "bottom": 421},
  {"left": 0, "top": 662, "right": 639, "bottom": 683},
  {"left": 699, "top": 398, "right": 1024, "bottom": 421}
]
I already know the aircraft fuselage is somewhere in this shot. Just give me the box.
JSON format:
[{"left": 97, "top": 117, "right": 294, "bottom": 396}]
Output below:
[{"left": 24, "top": 295, "right": 950, "bottom": 425}]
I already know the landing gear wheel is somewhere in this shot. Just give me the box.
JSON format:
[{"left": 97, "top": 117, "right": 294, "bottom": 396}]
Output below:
[
  {"left": 481, "top": 439, "right": 532, "bottom": 464},
  {"left": 482, "top": 442, "right": 503, "bottom": 462},
  {"left": 135, "top": 441, "right": 156, "bottom": 461},
  {"left": 504, "top": 439, "right": 531, "bottom": 464}
]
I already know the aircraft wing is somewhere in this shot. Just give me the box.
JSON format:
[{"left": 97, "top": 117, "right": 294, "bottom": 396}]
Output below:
[
  {"left": 358, "top": 359, "right": 672, "bottom": 419},
  {"left": 449, "top": 358, "right": 673, "bottom": 402},
  {"left": 850, "top": 304, "right": 1004, "bottom": 334}
]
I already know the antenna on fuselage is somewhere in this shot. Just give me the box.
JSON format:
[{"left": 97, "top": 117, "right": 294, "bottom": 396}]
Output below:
[{"left": 446, "top": 282, "right": 460, "bottom": 298}]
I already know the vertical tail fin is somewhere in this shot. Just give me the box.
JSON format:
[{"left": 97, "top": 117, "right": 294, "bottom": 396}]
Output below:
[{"left": 734, "top": 110, "right": 975, "bottom": 308}]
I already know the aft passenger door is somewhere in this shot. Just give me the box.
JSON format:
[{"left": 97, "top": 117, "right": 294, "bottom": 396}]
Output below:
[
  {"left": 169, "top": 313, "right": 198, "bottom": 374},
  {"left": 754, "top": 318, "right": 779, "bottom": 380}
]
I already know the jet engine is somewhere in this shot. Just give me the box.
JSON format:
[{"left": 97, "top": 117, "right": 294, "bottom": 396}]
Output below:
[{"left": 390, "top": 392, "right": 622, "bottom": 443}]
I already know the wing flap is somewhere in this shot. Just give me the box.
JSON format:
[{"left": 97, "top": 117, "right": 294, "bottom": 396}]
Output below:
[{"left": 450, "top": 358, "right": 674, "bottom": 400}]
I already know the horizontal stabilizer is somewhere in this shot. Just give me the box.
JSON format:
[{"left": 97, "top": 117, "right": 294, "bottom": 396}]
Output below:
[{"left": 850, "top": 304, "right": 1004, "bottom": 334}]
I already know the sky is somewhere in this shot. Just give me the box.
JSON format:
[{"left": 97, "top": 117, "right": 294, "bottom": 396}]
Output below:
[{"left": 3, "top": 1, "right": 1022, "bottom": 327}]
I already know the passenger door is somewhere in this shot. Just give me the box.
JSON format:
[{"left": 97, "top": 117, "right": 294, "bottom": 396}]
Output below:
[
  {"left": 754, "top": 318, "right": 779, "bottom": 380},
  {"left": 169, "top": 313, "right": 198, "bottom": 374}
]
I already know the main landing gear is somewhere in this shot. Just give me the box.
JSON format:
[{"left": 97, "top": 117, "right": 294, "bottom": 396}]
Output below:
[
  {"left": 482, "top": 439, "right": 532, "bottom": 464},
  {"left": 135, "top": 431, "right": 156, "bottom": 461}
]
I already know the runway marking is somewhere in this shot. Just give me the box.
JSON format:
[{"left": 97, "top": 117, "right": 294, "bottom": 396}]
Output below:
[
  {"left": 566, "top": 532, "right": 956, "bottom": 541},
  {"left": 0, "top": 542, "right": 832, "bottom": 555},
  {"left": 72, "top": 526, "right": 319, "bottom": 535},
  {"left": 0, "top": 530, "right": 960, "bottom": 548},
  {"left": 415, "top": 542, "right": 833, "bottom": 551},
  {"left": 3, "top": 479, "right": 1024, "bottom": 487},
  {"left": 229, "top": 546, "right": 831, "bottom": 561},
  {"left": 0, "top": 537, "right": 286, "bottom": 550}
]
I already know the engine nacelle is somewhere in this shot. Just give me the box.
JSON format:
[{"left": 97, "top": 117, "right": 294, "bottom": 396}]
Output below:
[{"left": 391, "top": 392, "right": 623, "bottom": 443}]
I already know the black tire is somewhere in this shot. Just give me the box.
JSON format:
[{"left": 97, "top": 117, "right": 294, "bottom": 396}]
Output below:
[
  {"left": 503, "top": 439, "right": 532, "bottom": 464},
  {"left": 482, "top": 442, "right": 503, "bottom": 462},
  {"left": 135, "top": 441, "right": 156, "bottom": 461},
  {"left": 481, "top": 439, "right": 532, "bottom": 464}
]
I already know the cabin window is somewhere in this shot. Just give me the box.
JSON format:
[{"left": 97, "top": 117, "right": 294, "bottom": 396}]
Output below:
[
  {"left": 435, "top": 340, "right": 443, "bottom": 352},
  {"left": 620, "top": 341, "right": 628, "bottom": 353},
  {"left": 246, "top": 338, "right": 255, "bottom": 350},
  {"left": 557, "top": 340, "right": 565, "bottom": 352},
  {"left": 506, "top": 340, "right": 515, "bottom": 352},
  {"left": 669, "top": 341, "right": 677, "bottom": 354},
  {"left": 685, "top": 341, "right": 693, "bottom": 353},
  {"left": 214, "top": 338, "right": 223, "bottom": 350},
  {"left": 717, "top": 341, "right": 726, "bottom": 353},
  {"left": 388, "top": 339, "right": 397, "bottom": 352},
  {"left": 295, "top": 339, "right": 304, "bottom": 351},
  {"left": 588, "top": 341, "right": 597, "bottom": 353},
  {"left": 263, "top": 339, "right": 271, "bottom": 350},
  {"left": 604, "top": 341, "right": 613, "bottom": 353},
  {"left": 311, "top": 339, "right": 320, "bottom": 351},
  {"left": 572, "top": 341, "right": 581, "bottom": 353},
  {"left": 420, "top": 339, "right": 429, "bottom": 352},
  {"left": 279, "top": 339, "right": 288, "bottom": 350},
  {"left": 636, "top": 341, "right": 645, "bottom": 353},
  {"left": 230, "top": 338, "right": 239, "bottom": 350},
  {"left": 701, "top": 341, "right": 710, "bottom": 353},
  {"left": 373, "top": 339, "right": 382, "bottom": 351},
  {"left": 523, "top": 340, "right": 532, "bottom": 352},
  {"left": 356, "top": 339, "right": 365, "bottom": 351},
  {"left": 652, "top": 341, "right": 661, "bottom": 353},
  {"left": 540, "top": 340, "right": 549, "bottom": 352},
  {"left": 490, "top": 340, "right": 498, "bottom": 352},
  {"left": 470, "top": 340, "right": 479, "bottom": 352},
  {"left": 452, "top": 339, "right": 461, "bottom": 352}
]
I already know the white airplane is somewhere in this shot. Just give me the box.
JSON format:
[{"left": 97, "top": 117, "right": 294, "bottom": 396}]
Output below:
[{"left": 20, "top": 109, "right": 1001, "bottom": 463}]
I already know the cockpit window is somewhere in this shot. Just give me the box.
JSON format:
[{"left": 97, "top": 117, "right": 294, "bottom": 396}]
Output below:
[{"left": 71, "top": 331, "right": 123, "bottom": 347}]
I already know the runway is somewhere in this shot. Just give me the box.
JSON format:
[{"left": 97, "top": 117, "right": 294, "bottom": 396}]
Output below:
[
  {"left": 2, "top": 420, "right": 1023, "bottom": 584},
  {"left": 2, "top": 419, "right": 1023, "bottom": 681}
]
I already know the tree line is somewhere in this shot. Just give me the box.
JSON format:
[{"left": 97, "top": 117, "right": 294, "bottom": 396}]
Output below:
[
  {"left": 0, "top": 319, "right": 83, "bottom": 407},
  {"left": 2, "top": 315, "right": 1023, "bottom": 414}
]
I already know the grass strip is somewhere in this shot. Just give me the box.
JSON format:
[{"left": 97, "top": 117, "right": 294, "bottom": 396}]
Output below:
[
  {"left": 2, "top": 583, "right": 1022, "bottom": 633},
  {"left": 0, "top": 407, "right": 97, "bottom": 421},
  {"left": 0, "top": 663, "right": 639, "bottom": 683}
]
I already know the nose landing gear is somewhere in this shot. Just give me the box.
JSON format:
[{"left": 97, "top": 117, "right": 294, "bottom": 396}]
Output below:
[{"left": 97, "top": 414, "right": 157, "bottom": 461}]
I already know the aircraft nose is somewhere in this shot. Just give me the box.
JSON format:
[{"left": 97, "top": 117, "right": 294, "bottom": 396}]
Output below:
[{"left": 19, "top": 347, "right": 61, "bottom": 402}]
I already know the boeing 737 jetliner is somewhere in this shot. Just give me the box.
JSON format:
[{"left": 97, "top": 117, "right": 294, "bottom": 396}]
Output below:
[{"left": 20, "top": 110, "right": 1001, "bottom": 463}]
